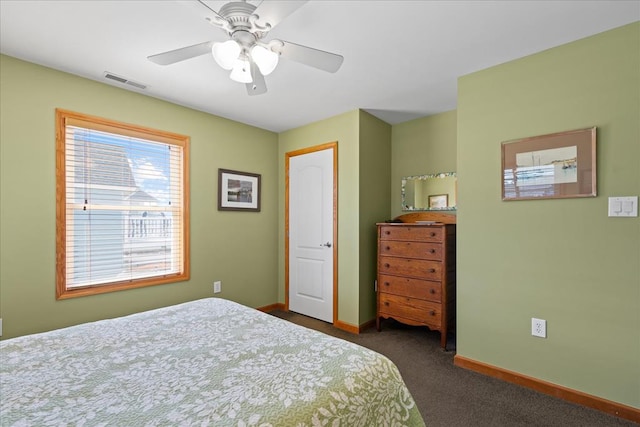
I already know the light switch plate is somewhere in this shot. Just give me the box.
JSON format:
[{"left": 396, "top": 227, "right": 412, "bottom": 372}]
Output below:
[{"left": 608, "top": 196, "right": 638, "bottom": 217}]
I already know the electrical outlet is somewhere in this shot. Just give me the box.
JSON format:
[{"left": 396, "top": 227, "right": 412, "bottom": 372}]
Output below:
[
  {"left": 213, "top": 281, "right": 221, "bottom": 294},
  {"left": 531, "top": 318, "right": 546, "bottom": 338}
]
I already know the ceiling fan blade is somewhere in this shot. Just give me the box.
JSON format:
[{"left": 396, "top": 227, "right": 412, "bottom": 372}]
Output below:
[
  {"left": 148, "top": 41, "right": 213, "bottom": 65},
  {"left": 180, "top": 0, "right": 231, "bottom": 32},
  {"left": 277, "top": 40, "right": 344, "bottom": 73},
  {"left": 190, "top": 0, "right": 225, "bottom": 21},
  {"left": 252, "top": 1, "right": 308, "bottom": 30},
  {"left": 246, "top": 60, "right": 267, "bottom": 96}
]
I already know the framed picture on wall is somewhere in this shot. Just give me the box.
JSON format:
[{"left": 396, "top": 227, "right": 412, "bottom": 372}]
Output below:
[
  {"left": 428, "top": 194, "right": 449, "bottom": 209},
  {"left": 218, "top": 168, "right": 261, "bottom": 211},
  {"left": 501, "top": 127, "right": 596, "bottom": 201}
]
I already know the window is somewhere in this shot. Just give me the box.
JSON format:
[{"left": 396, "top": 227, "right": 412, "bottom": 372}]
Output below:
[{"left": 55, "top": 109, "right": 189, "bottom": 299}]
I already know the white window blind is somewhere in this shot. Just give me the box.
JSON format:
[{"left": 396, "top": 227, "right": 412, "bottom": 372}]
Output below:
[{"left": 56, "top": 110, "right": 189, "bottom": 298}]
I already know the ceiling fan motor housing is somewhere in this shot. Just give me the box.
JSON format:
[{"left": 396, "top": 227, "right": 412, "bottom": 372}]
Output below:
[{"left": 217, "top": 1, "right": 268, "bottom": 40}]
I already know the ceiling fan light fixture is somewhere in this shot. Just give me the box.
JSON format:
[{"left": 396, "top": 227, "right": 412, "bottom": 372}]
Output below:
[
  {"left": 251, "top": 45, "right": 279, "bottom": 76},
  {"left": 148, "top": 1, "right": 343, "bottom": 95},
  {"left": 230, "top": 58, "right": 253, "bottom": 83},
  {"left": 212, "top": 40, "right": 241, "bottom": 70}
]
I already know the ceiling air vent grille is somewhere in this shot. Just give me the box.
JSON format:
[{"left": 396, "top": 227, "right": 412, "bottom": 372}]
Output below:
[{"left": 104, "top": 72, "right": 147, "bottom": 90}]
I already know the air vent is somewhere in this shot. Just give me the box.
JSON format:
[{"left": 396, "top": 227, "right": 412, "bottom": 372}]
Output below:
[{"left": 104, "top": 72, "right": 147, "bottom": 90}]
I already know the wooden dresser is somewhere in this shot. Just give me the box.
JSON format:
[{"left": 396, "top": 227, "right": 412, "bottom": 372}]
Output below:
[{"left": 376, "top": 213, "right": 456, "bottom": 349}]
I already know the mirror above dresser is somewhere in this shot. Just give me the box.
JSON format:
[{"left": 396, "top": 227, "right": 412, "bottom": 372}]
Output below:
[{"left": 402, "top": 172, "right": 457, "bottom": 211}]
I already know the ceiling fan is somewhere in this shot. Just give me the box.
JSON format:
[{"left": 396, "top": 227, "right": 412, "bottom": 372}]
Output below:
[{"left": 148, "top": 0, "right": 344, "bottom": 96}]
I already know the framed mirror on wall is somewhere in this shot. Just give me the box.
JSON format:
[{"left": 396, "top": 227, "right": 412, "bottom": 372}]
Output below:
[{"left": 402, "top": 172, "right": 457, "bottom": 211}]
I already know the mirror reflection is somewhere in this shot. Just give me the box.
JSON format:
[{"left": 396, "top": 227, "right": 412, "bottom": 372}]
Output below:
[{"left": 402, "top": 172, "right": 457, "bottom": 211}]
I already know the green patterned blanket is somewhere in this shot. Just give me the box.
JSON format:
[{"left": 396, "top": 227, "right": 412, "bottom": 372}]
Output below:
[{"left": 1, "top": 298, "right": 425, "bottom": 426}]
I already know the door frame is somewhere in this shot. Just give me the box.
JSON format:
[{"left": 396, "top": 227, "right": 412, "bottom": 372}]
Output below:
[{"left": 285, "top": 141, "right": 338, "bottom": 324}]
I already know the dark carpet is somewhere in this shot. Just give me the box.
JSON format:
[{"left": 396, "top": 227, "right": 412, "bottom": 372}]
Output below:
[{"left": 269, "top": 310, "right": 637, "bottom": 427}]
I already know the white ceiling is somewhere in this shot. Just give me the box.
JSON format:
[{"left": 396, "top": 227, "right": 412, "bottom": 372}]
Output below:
[{"left": 1, "top": 1, "right": 638, "bottom": 132}]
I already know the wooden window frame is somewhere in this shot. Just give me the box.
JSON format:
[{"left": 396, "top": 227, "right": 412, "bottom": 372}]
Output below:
[{"left": 55, "top": 109, "right": 190, "bottom": 299}]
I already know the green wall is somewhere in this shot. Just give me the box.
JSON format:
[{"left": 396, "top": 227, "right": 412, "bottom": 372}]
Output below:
[
  {"left": 0, "top": 55, "right": 279, "bottom": 339},
  {"left": 456, "top": 23, "right": 639, "bottom": 407},
  {"left": 358, "top": 110, "right": 392, "bottom": 323},
  {"left": 391, "top": 110, "right": 457, "bottom": 218}
]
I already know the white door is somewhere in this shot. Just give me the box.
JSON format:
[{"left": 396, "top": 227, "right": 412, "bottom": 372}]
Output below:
[{"left": 287, "top": 146, "right": 335, "bottom": 322}]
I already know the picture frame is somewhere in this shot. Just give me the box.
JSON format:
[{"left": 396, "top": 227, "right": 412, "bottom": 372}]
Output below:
[
  {"left": 218, "top": 168, "right": 261, "bottom": 212},
  {"left": 501, "top": 127, "right": 596, "bottom": 201},
  {"left": 428, "top": 194, "right": 449, "bottom": 209}
]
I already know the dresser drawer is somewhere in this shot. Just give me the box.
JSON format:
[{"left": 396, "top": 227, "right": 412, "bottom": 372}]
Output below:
[
  {"left": 379, "top": 225, "right": 443, "bottom": 242},
  {"left": 378, "top": 274, "right": 441, "bottom": 303},
  {"left": 379, "top": 256, "right": 442, "bottom": 280},
  {"left": 379, "top": 240, "right": 443, "bottom": 261},
  {"left": 379, "top": 293, "right": 441, "bottom": 327}
]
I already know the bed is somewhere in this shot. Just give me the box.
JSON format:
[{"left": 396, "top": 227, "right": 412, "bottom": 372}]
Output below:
[{"left": 1, "top": 298, "right": 425, "bottom": 426}]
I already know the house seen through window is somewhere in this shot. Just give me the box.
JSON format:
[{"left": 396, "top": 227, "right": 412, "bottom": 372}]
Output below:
[{"left": 56, "top": 109, "right": 190, "bottom": 299}]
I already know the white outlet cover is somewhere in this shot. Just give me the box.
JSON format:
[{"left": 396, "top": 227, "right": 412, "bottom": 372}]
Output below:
[{"left": 532, "top": 318, "right": 546, "bottom": 338}]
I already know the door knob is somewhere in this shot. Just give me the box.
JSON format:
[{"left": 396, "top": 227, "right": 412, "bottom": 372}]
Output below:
[{"left": 320, "top": 242, "right": 332, "bottom": 248}]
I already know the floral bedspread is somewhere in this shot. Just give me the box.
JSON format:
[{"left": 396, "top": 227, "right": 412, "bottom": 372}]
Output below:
[{"left": 1, "top": 298, "right": 425, "bottom": 426}]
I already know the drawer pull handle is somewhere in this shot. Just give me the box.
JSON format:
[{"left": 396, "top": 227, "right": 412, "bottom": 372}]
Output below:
[
  {"left": 385, "top": 246, "right": 391, "bottom": 251},
  {"left": 430, "top": 232, "right": 436, "bottom": 237},
  {"left": 384, "top": 263, "right": 390, "bottom": 268},
  {"left": 384, "top": 282, "right": 390, "bottom": 286},
  {"left": 384, "top": 302, "right": 389, "bottom": 306},
  {"left": 428, "top": 268, "right": 436, "bottom": 273},
  {"left": 430, "top": 289, "right": 436, "bottom": 294},
  {"left": 385, "top": 231, "right": 391, "bottom": 235},
  {"left": 429, "top": 310, "right": 436, "bottom": 316},
  {"left": 429, "top": 249, "right": 436, "bottom": 254}
]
